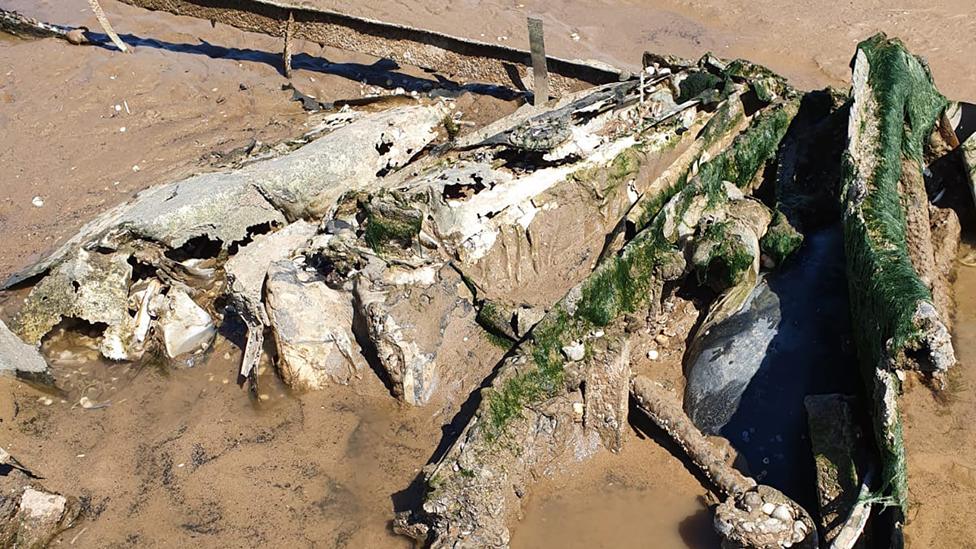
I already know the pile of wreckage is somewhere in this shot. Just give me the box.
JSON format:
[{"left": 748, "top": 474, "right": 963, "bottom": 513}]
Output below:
[{"left": 2, "top": 3, "right": 976, "bottom": 546}]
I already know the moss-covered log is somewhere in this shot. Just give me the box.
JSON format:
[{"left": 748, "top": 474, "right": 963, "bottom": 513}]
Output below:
[{"left": 841, "top": 32, "right": 955, "bottom": 524}]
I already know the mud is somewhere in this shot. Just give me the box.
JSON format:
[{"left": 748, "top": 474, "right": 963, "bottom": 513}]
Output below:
[{"left": 1, "top": 1, "right": 975, "bottom": 548}]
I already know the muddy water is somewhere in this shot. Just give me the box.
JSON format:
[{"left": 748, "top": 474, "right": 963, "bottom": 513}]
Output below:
[
  {"left": 902, "top": 246, "right": 976, "bottom": 548},
  {"left": 0, "top": 330, "right": 442, "bottom": 547},
  {"left": 511, "top": 424, "right": 720, "bottom": 549}
]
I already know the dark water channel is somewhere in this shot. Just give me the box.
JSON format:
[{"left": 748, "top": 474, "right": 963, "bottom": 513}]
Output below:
[{"left": 687, "top": 225, "right": 865, "bottom": 513}]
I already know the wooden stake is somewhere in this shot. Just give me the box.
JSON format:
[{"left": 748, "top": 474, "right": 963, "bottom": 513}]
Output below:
[
  {"left": 527, "top": 16, "right": 549, "bottom": 106},
  {"left": 88, "top": 0, "right": 129, "bottom": 53},
  {"left": 283, "top": 11, "right": 295, "bottom": 78}
]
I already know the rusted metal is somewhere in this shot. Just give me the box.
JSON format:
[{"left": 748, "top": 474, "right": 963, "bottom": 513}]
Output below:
[{"left": 116, "top": 0, "right": 622, "bottom": 93}]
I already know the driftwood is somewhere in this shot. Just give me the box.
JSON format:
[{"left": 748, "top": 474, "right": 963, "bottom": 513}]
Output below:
[{"left": 631, "top": 376, "right": 818, "bottom": 549}]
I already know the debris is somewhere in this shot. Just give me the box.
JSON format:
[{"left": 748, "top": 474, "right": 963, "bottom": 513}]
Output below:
[
  {"left": 14, "top": 250, "right": 132, "bottom": 360},
  {"left": 264, "top": 260, "right": 365, "bottom": 389},
  {"left": 842, "top": 33, "right": 955, "bottom": 521},
  {"left": 0, "top": 319, "right": 48, "bottom": 378},
  {"left": 158, "top": 290, "right": 216, "bottom": 358},
  {"left": 0, "top": 487, "right": 80, "bottom": 548},
  {"left": 31, "top": 197, "right": 43, "bottom": 208},
  {"left": 400, "top": 74, "right": 797, "bottom": 546},
  {"left": 225, "top": 220, "right": 318, "bottom": 377},
  {"left": 805, "top": 394, "right": 864, "bottom": 546}
]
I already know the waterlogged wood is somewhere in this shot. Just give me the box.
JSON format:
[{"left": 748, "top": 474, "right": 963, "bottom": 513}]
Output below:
[
  {"left": 115, "top": 0, "right": 621, "bottom": 93},
  {"left": 631, "top": 376, "right": 818, "bottom": 549},
  {"left": 631, "top": 376, "right": 754, "bottom": 497}
]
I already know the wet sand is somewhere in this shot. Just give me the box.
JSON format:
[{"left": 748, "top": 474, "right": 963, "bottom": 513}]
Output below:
[
  {"left": 1, "top": 1, "right": 975, "bottom": 548},
  {"left": 902, "top": 251, "right": 976, "bottom": 549}
]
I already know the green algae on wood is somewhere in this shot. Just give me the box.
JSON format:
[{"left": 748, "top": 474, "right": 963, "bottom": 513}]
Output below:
[
  {"left": 841, "top": 32, "right": 954, "bottom": 515},
  {"left": 482, "top": 101, "right": 798, "bottom": 441}
]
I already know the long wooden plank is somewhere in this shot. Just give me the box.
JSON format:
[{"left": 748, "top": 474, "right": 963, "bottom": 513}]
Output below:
[{"left": 116, "top": 0, "right": 623, "bottom": 92}]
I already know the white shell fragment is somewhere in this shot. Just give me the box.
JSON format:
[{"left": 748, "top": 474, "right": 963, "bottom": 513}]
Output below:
[{"left": 159, "top": 290, "right": 216, "bottom": 358}]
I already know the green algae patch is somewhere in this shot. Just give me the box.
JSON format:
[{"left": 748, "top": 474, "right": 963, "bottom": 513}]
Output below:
[
  {"left": 694, "top": 220, "right": 755, "bottom": 288},
  {"left": 362, "top": 194, "right": 423, "bottom": 253},
  {"left": 633, "top": 99, "right": 795, "bottom": 233},
  {"left": 761, "top": 211, "right": 804, "bottom": 265}
]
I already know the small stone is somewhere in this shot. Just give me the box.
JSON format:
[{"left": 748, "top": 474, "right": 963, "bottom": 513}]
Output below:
[
  {"left": 646, "top": 349, "right": 659, "bottom": 360},
  {"left": 561, "top": 341, "right": 586, "bottom": 362},
  {"left": 31, "top": 196, "right": 44, "bottom": 208},
  {"left": 66, "top": 28, "right": 87, "bottom": 45},
  {"left": 772, "top": 504, "right": 793, "bottom": 522},
  {"left": 572, "top": 402, "right": 584, "bottom": 421},
  {"left": 654, "top": 334, "right": 670, "bottom": 345},
  {"left": 761, "top": 502, "right": 776, "bottom": 515}
]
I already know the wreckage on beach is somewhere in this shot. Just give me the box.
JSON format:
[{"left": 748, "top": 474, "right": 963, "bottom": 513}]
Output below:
[{"left": 2, "top": 1, "right": 976, "bottom": 548}]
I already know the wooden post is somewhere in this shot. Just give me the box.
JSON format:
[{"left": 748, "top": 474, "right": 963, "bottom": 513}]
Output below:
[
  {"left": 88, "top": 0, "right": 129, "bottom": 53},
  {"left": 283, "top": 11, "right": 295, "bottom": 78},
  {"left": 527, "top": 16, "right": 549, "bottom": 106}
]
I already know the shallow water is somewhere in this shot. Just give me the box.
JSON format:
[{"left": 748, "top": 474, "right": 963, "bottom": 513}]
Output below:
[
  {"left": 718, "top": 226, "right": 863, "bottom": 511},
  {"left": 511, "top": 428, "right": 720, "bottom": 549}
]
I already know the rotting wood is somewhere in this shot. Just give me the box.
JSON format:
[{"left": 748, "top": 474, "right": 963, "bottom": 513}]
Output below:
[
  {"left": 527, "top": 16, "right": 549, "bottom": 106},
  {"left": 841, "top": 34, "right": 955, "bottom": 528},
  {"left": 0, "top": 8, "right": 80, "bottom": 41},
  {"left": 631, "top": 376, "right": 817, "bottom": 549},
  {"left": 114, "top": 0, "right": 623, "bottom": 94}
]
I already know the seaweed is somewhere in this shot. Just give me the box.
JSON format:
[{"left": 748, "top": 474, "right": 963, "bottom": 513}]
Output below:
[
  {"left": 841, "top": 33, "right": 949, "bottom": 512},
  {"left": 362, "top": 194, "right": 423, "bottom": 252},
  {"left": 694, "top": 220, "right": 755, "bottom": 288},
  {"left": 761, "top": 211, "right": 804, "bottom": 265}
]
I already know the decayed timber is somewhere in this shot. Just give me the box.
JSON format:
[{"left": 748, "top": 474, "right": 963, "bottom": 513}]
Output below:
[
  {"left": 115, "top": 0, "right": 622, "bottom": 93},
  {"left": 0, "top": 9, "right": 78, "bottom": 41},
  {"left": 841, "top": 34, "right": 955, "bottom": 525},
  {"left": 631, "top": 376, "right": 817, "bottom": 549},
  {"left": 400, "top": 95, "right": 799, "bottom": 546}
]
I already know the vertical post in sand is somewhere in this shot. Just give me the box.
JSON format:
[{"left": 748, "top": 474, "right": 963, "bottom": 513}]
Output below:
[
  {"left": 88, "top": 0, "right": 129, "bottom": 53},
  {"left": 283, "top": 11, "right": 295, "bottom": 78},
  {"left": 527, "top": 16, "right": 549, "bottom": 106}
]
